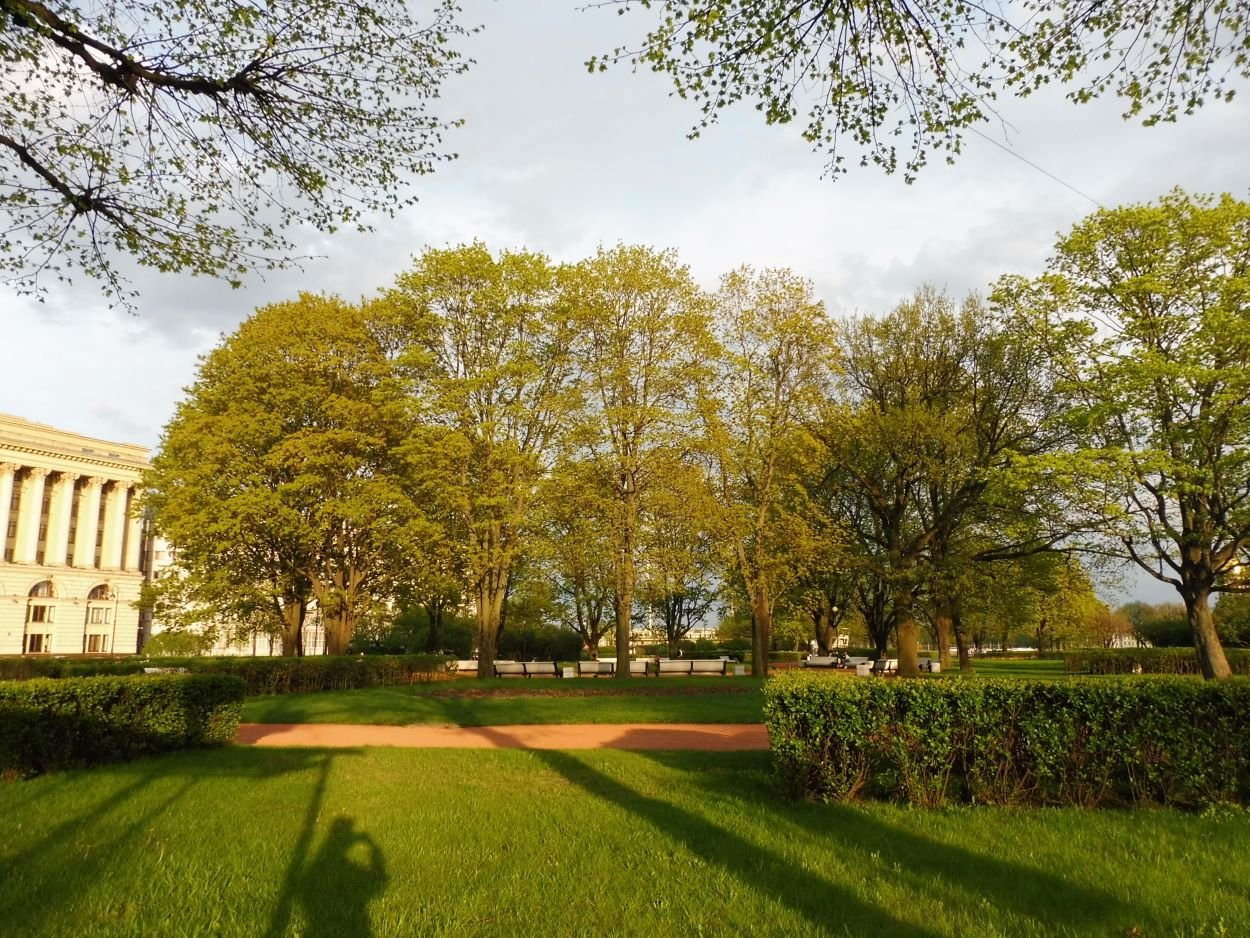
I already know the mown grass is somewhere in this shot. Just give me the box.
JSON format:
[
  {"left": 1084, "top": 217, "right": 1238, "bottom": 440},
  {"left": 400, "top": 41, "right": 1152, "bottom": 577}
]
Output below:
[
  {"left": 242, "top": 677, "right": 767, "bottom": 726},
  {"left": 1, "top": 746, "right": 1246, "bottom": 937},
  {"left": 966, "top": 658, "right": 1068, "bottom": 680}
]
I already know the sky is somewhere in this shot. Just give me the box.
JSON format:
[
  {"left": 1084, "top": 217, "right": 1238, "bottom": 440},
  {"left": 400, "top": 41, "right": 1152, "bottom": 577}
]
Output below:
[{"left": 4, "top": 2, "right": 1248, "bottom": 604}]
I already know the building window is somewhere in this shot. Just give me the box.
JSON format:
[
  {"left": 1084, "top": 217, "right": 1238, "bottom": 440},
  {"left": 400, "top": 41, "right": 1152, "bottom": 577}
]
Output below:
[
  {"left": 87, "top": 606, "right": 112, "bottom": 625},
  {"left": 87, "top": 584, "right": 111, "bottom": 601},
  {"left": 25, "top": 633, "right": 52, "bottom": 654},
  {"left": 29, "top": 580, "right": 55, "bottom": 598},
  {"left": 27, "top": 604, "right": 53, "bottom": 624},
  {"left": 84, "top": 634, "right": 110, "bottom": 653}
]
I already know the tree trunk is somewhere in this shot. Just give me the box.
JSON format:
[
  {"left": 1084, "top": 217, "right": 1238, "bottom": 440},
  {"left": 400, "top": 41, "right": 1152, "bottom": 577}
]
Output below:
[
  {"left": 613, "top": 480, "right": 638, "bottom": 679},
  {"left": 613, "top": 583, "right": 633, "bottom": 680},
  {"left": 1186, "top": 584, "right": 1232, "bottom": 680},
  {"left": 811, "top": 594, "right": 836, "bottom": 655},
  {"left": 953, "top": 611, "right": 972, "bottom": 672},
  {"left": 894, "top": 583, "right": 920, "bottom": 678},
  {"left": 751, "top": 589, "right": 772, "bottom": 678},
  {"left": 475, "top": 573, "right": 508, "bottom": 681},
  {"left": 931, "top": 610, "right": 953, "bottom": 671},
  {"left": 424, "top": 602, "right": 444, "bottom": 653},
  {"left": 280, "top": 595, "right": 306, "bottom": 657}
]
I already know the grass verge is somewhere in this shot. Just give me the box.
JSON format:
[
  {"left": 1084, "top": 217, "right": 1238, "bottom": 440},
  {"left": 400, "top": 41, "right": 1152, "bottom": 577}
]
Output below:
[
  {"left": 241, "top": 677, "right": 766, "bottom": 725},
  {"left": 1, "top": 746, "right": 1246, "bottom": 937}
]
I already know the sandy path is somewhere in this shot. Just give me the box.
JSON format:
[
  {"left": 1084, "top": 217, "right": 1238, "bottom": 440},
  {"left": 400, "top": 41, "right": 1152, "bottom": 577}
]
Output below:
[{"left": 236, "top": 722, "right": 770, "bottom": 751}]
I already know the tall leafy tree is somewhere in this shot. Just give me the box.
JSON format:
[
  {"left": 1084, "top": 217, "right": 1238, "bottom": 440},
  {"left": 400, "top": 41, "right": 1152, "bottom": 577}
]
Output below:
[
  {"left": 566, "top": 245, "right": 713, "bottom": 677},
  {"left": 703, "top": 266, "right": 834, "bottom": 676},
  {"left": 535, "top": 456, "right": 617, "bottom": 656},
  {"left": 995, "top": 189, "right": 1250, "bottom": 679},
  {"left": 824, "top": 287, "right": 1068, "bottom": 676},
  {"left": 637, "top": 459, "right": 720, "bottom": 654},
  {"left": 1, "top": 0, "right": 469, "bottom": 298},
  {"left": 146, "top": 294, "right": 420, "bottom": 654},
  {"left": 593, "top": 0, "right": 1248, "bottom": 180},
  {"left": 389, "top": 244, "right": 578, "bottom": 679}
]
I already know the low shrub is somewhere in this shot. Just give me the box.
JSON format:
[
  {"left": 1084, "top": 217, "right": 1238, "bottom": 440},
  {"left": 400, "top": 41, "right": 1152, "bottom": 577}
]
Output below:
[
  {"left": 0, "top": 674, "right": 244, "bottom": 778},
  {"left": 1064, "top": 648, "right": 1250, "bottom": 676},
  {"left": 768, "top": 651, "right": 806, "bottom": 663},
  {"left": 191, "top": 654, "right": 453, "bottom": 695},
  {"left": 764, "top": 671, "right": 1250, "bottom": 808},
  {"left": 0, "top": 654, "right": 453, "bottom": 695},
  {"left": 0, "top": 656, "right": 153, "bottom": 681}
]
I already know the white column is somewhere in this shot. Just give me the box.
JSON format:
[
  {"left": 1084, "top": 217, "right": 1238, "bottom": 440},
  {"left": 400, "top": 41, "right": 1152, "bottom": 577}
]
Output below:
[
  {"left": 72, "top": 477, "right": 106, "bottom": 569},
  {"left": 13, "top": 468, "right": 50, "bottom": 564},
  {"left": 44, "top": 472, "right": 78, "bottom": 566},
  {"left": 0, "top": 462, "right": 17, "bottom": 560},
  {"left": 101, "top": 481, "right": 131, "bottom": 570},
  {"left": 123, "top": 491, "right": 143, "bottom": 571}
]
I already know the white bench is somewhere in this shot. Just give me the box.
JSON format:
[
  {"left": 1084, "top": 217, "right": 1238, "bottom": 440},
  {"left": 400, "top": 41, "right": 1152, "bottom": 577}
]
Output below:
[
  {"left": 871, "top": 658, "right": 898, "bottom": 676},
  {"left": 656, "top": 658, "right": 731, "bottom": 676},
  {"left": 452, "top": 660, "right": 478, "bottom": 673},
  {"left": 802, "top": 656, "right": 840, "bottom": 669},
  {"left": 494, "top": 661, "right": 559, "bottom": 678},
  {"left": 575, "top": 659, "right": 651, "bottom": 676}
]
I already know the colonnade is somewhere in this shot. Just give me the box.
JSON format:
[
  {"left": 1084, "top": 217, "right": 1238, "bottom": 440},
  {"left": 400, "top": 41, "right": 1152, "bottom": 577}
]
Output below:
[{"left": 0, "top": 462, "right": 143, "bottom": 572}]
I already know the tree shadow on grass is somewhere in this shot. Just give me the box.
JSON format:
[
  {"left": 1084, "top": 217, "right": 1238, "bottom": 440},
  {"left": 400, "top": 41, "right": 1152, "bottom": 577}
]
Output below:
[
  {"left": 0, "top": 746, "right": 360, "bottom": 935},
  {"left": 515, "top": 741, "right": 941, "bottom": 937},
  {"left": 635, "top": 749, "right": 1127, "bottom": 935}
]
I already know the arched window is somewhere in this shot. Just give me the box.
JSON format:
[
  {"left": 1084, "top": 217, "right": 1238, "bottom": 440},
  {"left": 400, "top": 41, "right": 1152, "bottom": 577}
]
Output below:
[
  {"left": 84, "top": 583, "right": 114, "bottom": 653},
  {"left": 24, "top": 581, "right": 56, "bottom": 654}
]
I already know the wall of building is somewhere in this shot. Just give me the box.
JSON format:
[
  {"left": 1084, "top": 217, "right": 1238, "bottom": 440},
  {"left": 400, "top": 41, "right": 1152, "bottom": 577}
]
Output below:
[{"left": 0, "top": 414, "right": 148, "bottom": 656}]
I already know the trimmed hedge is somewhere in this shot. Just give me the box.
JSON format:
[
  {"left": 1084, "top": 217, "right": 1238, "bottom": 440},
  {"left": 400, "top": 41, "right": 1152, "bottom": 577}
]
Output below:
[
  {"left": 0, "top": 654, "right": 454, "bottom": 695},
  {"left": 1064, "top": 648, "right": 1250, "bottom": 676},
  {"left": 190, "top": 654, "right": 454, "bottom": 695},
  {"left": 0, "top": 674, "right": 244, "bottom": 778},
  {"left": 764, "top": 671, "right": 1250, "bottom": 808}
]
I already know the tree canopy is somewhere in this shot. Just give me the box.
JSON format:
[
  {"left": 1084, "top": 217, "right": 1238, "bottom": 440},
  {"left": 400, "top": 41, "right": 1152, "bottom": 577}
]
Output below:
[
  {"left": 994, "top": 189, "right": 1250, "bottom": 679},
  {"left": 592, "top": 0, "right": 1249, "bottom": 179},
  {"left": 0, "top": 0, "right": 469, "bottom": 299}
]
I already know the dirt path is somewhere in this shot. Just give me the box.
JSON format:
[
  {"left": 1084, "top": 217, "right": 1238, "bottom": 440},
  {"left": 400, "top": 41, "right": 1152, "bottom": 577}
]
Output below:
[{"left": 236, "top": 722, "right": 770, "bottom": 751}]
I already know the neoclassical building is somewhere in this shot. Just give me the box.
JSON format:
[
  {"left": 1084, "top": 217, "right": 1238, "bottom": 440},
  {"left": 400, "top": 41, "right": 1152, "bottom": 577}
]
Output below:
[{"left": 0, "top": 413, "right": 148, "bottom": 655}]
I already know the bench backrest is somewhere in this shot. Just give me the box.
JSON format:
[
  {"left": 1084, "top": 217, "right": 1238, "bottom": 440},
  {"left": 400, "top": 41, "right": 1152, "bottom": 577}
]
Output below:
[
  {"left": 494, "top": 662, "right": 526, "bottom": 676},
  {"left": 690, "top": 659, "right": 725, "bottom": 673},
  {"left": 629, "top": 659, "right": 649, "bottom": 675},
  {"left": 578, "top": 660, "right": 613, "bottom": 675},
  {"left": 523, "top": 661, "right": 557, "bottom": 676},
  {"left": 657, "top": 659, "right": 692, "bottom": 673}
]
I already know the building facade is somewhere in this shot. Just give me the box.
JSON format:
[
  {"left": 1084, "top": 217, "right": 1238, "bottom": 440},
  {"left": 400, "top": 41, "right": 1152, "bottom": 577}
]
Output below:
[{"left": 0, "top": 414, "right": 148, "bottom": 655}]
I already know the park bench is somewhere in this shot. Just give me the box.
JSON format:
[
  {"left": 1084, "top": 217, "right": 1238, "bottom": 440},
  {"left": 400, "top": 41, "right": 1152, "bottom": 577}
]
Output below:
[
  {"left": 493, "top": 661, "right": 559, "bottom": 678},
  {"left": 577, "top": 660, "right": 614, "bottom": 677},
  {"left": 656, "top": 658, "right": 731, "bottom": 676},
  {"left": 802, "top": 656, "right": 840, "bottom": 669},
  {"left": 520, "top": 661, "right": 559, "bottom": 678},
  {"left": 871, "top": 658, "right": 898, "bottom": 676},
  {"left": 453, "top": 660, "right": 478, "bottom": 673}
]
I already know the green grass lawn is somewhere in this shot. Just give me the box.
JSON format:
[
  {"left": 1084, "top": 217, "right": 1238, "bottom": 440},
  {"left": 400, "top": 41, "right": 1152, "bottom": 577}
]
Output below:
[
  {"left": 242, "top": 677, "right": 767, "bottom": 726},
  {"left": 965, "top": 658, "right": 1069, "bottom": 679},
  {"left": 2, "top": 745, "right": 1246, "bottom": 937}
]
